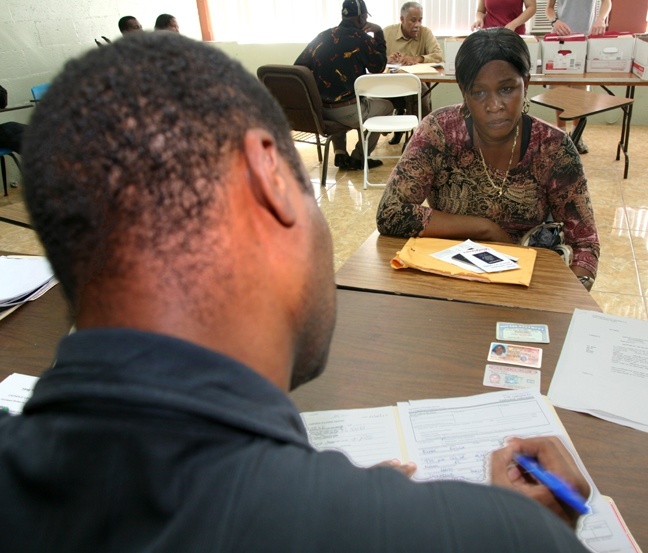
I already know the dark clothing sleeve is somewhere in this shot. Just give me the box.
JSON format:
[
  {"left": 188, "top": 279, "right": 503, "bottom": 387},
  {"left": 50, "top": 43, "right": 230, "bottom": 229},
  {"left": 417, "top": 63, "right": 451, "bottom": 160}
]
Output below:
[{"left": 0, "top": 85, "right": 7, "bottom": 109}]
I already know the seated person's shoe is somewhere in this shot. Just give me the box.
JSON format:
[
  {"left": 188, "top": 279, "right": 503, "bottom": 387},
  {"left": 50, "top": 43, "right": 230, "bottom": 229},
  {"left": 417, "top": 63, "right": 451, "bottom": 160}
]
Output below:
[
  {"left": 389, "top": 132, "right": 403, "bottom": 145},
  {"left": 347, "top": 157, "right": 384, "bottom": 170},
  {"left": 334, "top": 153, "right": 351, "bottom": 168},
  {"left": 575, "top": 139, "right": 589, "bottom": 155}
]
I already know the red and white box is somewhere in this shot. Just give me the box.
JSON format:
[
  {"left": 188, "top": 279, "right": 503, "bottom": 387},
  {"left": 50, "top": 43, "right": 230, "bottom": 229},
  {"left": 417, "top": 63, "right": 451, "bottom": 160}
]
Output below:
[
  {"left": 541, "top": 34, "right": 587, "bottom": 74},
  {"left": 586, "top": 32, "right": 635, "bottom": 72},
  {"left": 520, "top": 35, "right": 541, "bottom": 74},
  {"left": 632, "top": 34, "right": 648, "bottom": 80},
  {"left": 444, "top": 37, "right": 467, "bottom": 75}
]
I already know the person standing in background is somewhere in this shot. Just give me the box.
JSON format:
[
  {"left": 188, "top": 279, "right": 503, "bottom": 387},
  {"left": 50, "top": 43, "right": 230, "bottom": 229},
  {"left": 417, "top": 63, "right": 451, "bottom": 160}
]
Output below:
[
  {"left": 545, "top": 0, "right": 613, "bottom": 153},
  {"left": 472, "top": 0, "right": 537, "bottom": 34}
]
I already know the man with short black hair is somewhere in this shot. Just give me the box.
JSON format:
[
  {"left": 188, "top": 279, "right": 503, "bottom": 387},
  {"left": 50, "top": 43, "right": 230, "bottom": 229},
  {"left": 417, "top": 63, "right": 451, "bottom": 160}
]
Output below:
[
  {"left": 118, "top": 15, "right": 142, "bottom": 35},
  {"left": 0, "top": 32, "right": 590, "bottom": 552},
  {"left": 295, "top": 0, "right": 393, "bottom": 170}
]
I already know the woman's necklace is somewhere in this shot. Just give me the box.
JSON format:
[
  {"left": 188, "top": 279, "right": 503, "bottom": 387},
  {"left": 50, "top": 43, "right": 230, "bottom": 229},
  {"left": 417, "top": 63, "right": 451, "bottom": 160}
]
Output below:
[{"left": 477, "top": 123, "right": 519, "bottom": 197}]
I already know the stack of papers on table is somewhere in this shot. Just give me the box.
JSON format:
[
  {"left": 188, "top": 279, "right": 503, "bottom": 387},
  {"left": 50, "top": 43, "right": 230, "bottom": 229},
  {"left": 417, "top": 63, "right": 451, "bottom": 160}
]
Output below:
[
  {"left": 548, "top": 309, "right": 648, "bottom": 433},
  {"left": 0, "top": 256, "right": 57, "bottom": 319},
  {"left": 391, "top": 237, "right": 536, "bottom": 286},
  {"left": 301, "top": 389, "right": 639, "bottom": 553},
  {"left": 398, "top": 63, "right": 438, "bottom": 75}
]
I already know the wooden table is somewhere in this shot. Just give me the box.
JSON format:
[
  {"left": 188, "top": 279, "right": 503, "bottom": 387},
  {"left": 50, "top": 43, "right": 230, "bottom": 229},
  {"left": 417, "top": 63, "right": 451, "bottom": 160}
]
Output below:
[
  {"left": 0, "top": 279, "right": 644, "bottom": 548},
  {"left": 291, "top": 289, "right": 647, "bottom": 550},
  {"left": 418, "top": 69, "right": 648, "bottom": 178},
  {"left": 0, "top": 201, "right": 32, "bottom": 229},
  {"left": 530, "top": 86, "right": 633, "bottom": 154},
  {"left": 335, "top": 231, "right": 601, "bottom": 313}
]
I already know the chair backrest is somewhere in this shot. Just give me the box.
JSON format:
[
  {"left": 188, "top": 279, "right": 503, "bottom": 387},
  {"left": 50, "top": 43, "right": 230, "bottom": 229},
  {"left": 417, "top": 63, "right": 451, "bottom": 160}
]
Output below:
[
  {"left": 31, "top": 83, "right": 51, "bottom": 102},
  {"left": 257, "top": 65, "right": 327, "bottom": 136},
  {"left": 354, "top": 73, "right": 421, "bottom": 100}
]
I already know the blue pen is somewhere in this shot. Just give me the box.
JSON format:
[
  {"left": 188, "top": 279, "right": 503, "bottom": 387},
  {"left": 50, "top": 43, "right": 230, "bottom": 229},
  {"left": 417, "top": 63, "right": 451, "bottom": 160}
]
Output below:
[{"left": 514, "top": 454, "right": 591, "bottom": 515}]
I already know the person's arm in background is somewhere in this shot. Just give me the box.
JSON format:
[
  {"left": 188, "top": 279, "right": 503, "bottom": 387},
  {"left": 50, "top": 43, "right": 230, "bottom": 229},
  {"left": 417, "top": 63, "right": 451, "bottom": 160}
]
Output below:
[
  {"left": 418, "top": 27, "right": 443, "bottom": 64},
  {"left": 547, "top": 0, "right": 572, "bottom": 35},
  {"left": 505, "top": 0, "right": 537, "bottom": 32},
  {"left": 361, "top": 22, "right": 388, "bottom": 74},
  {"left": 471, "top": 0, "right": 487, "bottom": 30},
  {"left": 491, "top": 436, "right": 592, "bottom": 529},
  {"left": 376, "top": 116, "right": 512, "bottom": 243},
  {"left": 590, "top": 0, "right": 612, "bottom": 35}
]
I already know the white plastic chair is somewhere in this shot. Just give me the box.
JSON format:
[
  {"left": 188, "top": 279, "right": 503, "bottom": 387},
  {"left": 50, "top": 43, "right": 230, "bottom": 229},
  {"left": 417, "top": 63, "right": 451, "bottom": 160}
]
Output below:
[{"left": 354, "top": 73, "right": 422, "bottom": 189}]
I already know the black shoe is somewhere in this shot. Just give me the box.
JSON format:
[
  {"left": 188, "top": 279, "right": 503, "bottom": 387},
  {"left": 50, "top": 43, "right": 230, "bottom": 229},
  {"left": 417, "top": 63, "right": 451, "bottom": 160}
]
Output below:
[
  {"left": 389, "top": 132, "right": 403, "bottom": 145},
  {"left": 334, "top": 153, "right": 351, "bottom": 168},
  {"left": 347, "top": 157, "right": 383, "bottom": 170},
  {"left": 575, "top": 139, "right": 589, "bottom": 154}
]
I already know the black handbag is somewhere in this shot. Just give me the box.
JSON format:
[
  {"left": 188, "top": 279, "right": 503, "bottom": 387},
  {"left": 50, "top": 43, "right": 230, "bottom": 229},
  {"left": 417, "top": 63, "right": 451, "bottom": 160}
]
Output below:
[{"left": 520, "top": 222, "right": 573, "bottom": 266}]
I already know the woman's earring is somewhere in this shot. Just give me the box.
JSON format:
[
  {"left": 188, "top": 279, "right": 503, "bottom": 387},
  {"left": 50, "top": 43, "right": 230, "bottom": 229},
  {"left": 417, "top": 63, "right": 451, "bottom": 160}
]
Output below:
[
  {"left": 522, "top": 97, "right": 530, "bottom": 114},
  {"left": 460, "top": 102, "right": 471, "bottom": 119}
]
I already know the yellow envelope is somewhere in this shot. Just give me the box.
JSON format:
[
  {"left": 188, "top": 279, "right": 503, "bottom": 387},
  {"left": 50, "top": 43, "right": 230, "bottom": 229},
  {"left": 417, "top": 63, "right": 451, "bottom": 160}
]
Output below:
[{"left": 391, "top": 237, "right": 537, "bottom": 287}]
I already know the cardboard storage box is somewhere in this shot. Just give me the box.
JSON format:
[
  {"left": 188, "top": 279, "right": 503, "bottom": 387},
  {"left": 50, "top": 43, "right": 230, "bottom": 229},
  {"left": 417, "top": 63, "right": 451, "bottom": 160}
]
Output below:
[
  {"left": 586, "top": 32, "right": 635, "bottom": 72},
  {"left": 444, "top": 37, "right": 467, "bottom": 74},
  {"left": 521, "top": 35, "right": 541, "bottom": 74},
  {"left": 632, "top": 34, "right": 648, "bottom": 80},
  {"left": 444, "top": 36, "right": 539, "bottom": 75},
  {"left": 541, "top": 34, "right": 587, "bottom": 74}
]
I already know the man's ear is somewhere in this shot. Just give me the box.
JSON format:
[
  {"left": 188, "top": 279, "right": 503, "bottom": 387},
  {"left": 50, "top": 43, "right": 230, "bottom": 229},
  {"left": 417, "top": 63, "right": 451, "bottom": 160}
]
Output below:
[{"left": 243, "top": 128, "right": 297, "bottom": 228}]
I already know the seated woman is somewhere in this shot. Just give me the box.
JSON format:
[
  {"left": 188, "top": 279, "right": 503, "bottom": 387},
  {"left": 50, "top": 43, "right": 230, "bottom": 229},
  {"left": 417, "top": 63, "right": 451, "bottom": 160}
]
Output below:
[{"left": 376, "top": 28, "right": 599, "bottom": 290}]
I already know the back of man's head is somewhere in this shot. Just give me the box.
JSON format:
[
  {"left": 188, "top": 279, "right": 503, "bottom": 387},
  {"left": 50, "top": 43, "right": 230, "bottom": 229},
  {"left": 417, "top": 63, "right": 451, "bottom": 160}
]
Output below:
[
  {"left": 341, "top": 0, "right": 369, "bottom": 18},
  {"left": 22, "top": 32, "right": 305, "bottom": 309}
]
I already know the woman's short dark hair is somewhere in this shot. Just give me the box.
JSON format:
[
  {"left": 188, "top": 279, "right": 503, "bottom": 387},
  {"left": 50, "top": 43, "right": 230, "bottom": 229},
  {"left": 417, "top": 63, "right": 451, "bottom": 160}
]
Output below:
[
  {"left": 154, "top": 13, "right": 175, "bottom": 30},
  {"left": 455, "top": 28, "right": 531, "bottom": 93}
]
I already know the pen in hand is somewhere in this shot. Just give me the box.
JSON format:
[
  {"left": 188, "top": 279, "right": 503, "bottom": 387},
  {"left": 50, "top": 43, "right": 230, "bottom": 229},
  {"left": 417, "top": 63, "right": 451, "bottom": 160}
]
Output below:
[{"left": 514, "top": 454, "right": 591, "bottom": 515}]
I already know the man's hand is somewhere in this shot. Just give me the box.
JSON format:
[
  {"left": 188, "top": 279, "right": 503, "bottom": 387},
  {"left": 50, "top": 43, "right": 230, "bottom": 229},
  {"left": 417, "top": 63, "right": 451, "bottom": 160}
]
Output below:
[
  {"left": 490, "top": 437, "right": 591, "bottom": 528},
  {"left": 363, "top": 22, "right": 383, "bottom": 35},
  {"left": 373, "top": 459, "right": 417, "bottom": 478}
]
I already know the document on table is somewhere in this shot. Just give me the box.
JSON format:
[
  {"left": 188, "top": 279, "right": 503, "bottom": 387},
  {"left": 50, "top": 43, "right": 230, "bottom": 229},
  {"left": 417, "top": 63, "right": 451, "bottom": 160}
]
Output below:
[
  {"left": 548, "top": 309, "right": 648, "bottom": 433},
  {"left": 301, "top": 389, "right": 639, "bottom": 553},
  {"left": 0, "top": 373, "right": 38, "bottom": 415},
  {"left": 0, "top": 256, "right": 57, "bottom": 320}
]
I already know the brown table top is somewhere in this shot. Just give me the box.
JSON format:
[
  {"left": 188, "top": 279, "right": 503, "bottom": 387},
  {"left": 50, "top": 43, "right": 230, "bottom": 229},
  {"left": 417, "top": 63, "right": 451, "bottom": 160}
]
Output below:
[
  {"left": 418, "top": 68, "right": 648, "bottom": 87},
  {"left": 0, "top": 201, "right": 32, "bottom": 229},
  {"left": 530, "top": 86, "right": 634, "bottom": 120},
  {"left": 291, "top": 289, "right": 646, "bottom": 549},
  {"left": 335, "top": 231, "right": 601, "bottom": 314},
  {"left": 0, "top": 280, "right": 644, "bottom": 548}
]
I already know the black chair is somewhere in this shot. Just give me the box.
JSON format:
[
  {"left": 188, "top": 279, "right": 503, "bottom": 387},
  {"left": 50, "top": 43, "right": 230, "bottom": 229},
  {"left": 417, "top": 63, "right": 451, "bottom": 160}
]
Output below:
[
  {"left": 0, "top": 148, "right": 21, "bottom": 196},
  {"left": 257, "top": 64, "right": 352, "bottom": 186}
]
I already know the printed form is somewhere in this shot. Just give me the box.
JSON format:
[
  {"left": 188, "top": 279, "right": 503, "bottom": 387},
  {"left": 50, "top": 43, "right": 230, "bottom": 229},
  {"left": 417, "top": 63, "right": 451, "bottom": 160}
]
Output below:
[{"left": 549, "top": 309, "right": 648, "bottom": 433}]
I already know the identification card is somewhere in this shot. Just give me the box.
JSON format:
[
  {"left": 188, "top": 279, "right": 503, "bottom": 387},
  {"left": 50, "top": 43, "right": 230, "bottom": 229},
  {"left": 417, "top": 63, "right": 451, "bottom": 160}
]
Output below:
[
  {"left": 487, "top": 342, "right": 542, "bottom": 368},
  {"left": 496, "top": 322, "right": 550, "bottom": 343},
  {"left": 483, "top": 364, "right": 541, "bottom": 390}
]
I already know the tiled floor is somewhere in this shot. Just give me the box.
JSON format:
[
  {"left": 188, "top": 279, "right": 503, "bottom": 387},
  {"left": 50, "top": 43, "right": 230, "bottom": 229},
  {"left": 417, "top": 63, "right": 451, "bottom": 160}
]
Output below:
[{"left": 2, "top": 124, "right": 647, "bottom": 319}]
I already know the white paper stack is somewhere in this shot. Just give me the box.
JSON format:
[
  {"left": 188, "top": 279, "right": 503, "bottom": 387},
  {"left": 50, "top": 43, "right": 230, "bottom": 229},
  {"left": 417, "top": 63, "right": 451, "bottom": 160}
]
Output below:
[
  {"left": 0, "top": 256, "right": 58, "bottom": 312},
  {"left": 548, "top": 309, "right": 648, "bottom": 433}
]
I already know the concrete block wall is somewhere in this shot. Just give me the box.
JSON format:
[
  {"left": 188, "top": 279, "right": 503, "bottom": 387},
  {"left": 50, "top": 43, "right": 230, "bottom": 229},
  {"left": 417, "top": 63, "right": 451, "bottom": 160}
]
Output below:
[{"left": 0, "top": 0, "right": 201, "bottom": 112}]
